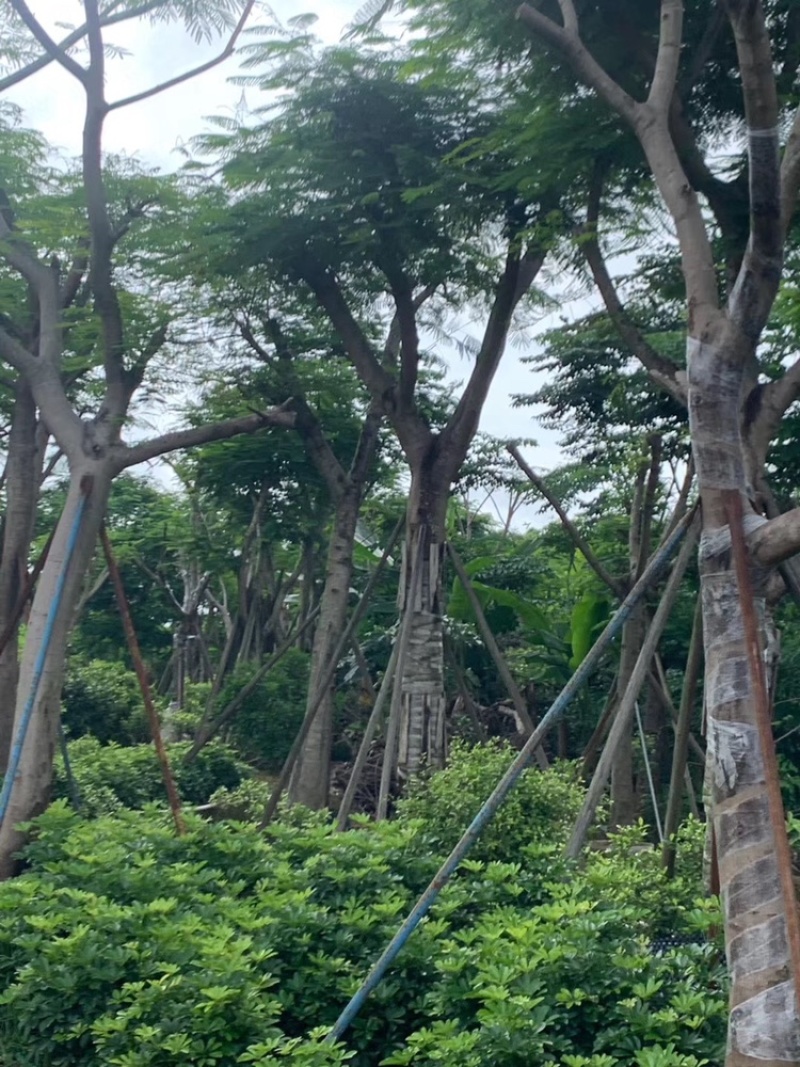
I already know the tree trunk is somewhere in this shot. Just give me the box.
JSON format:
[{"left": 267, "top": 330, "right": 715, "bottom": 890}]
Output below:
[
  {"left": 690, "top": 335, "right": 799, "bottom": 1064},
  {"left": 396, "top": 464, "right": 448, "bottom": 780},
  {"left": 289, "top": 486, "right": 362, "bottom": 809},
  {"left": 0, "top": 383, "right": 43, "bottom": 773},
  {"left": 0, "top": 462, "right": 112, "bottom": 879}
]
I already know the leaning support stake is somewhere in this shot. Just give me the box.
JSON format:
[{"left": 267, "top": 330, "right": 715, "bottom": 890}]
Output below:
[
  {"left": 324, "top": 507, "right": 695, "bottom": 1045},
  {"left": 100, "top": 525, "right": 186, "bottom": 836},
  {"left": 259, "top": 515, "right": 404, "bottom": 828},
  {"left": 564, "top": 516, "right": 699, "bottom": 859},
  {"left": 376, "top": 527, "right": 424, "bottom": 821},
  {"left": 336, "top": 637, "right": 402, "bottom": 831},
  {"left": 447, "top": 541, "right": 548, "bottom": 769}
]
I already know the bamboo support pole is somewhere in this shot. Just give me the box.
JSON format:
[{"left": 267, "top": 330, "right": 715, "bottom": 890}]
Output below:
[
  {"left": 661, "top": 596, "right": 704, "bottom": 874},
  {"left": 446, "top": 541, "right": 548, "bottom": 769},
  {"left": 259, "top": 516, "right": 403, "bottom": 828},
  {"left": 376, "top": 529, "right": 424, "bottom": 821},
  {"left": 324, "top": 508, "right": 695, "bottom": 1045},
  {"left": 336, "top": 638, "right": 402, "bottom": 831},
  {"left": 565, "top": 514, "right": 699, "bottom": 859}
]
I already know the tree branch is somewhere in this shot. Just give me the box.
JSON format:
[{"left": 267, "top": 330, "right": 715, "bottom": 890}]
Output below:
[
  {"left": 444, "top": 242, "right": 546, "bottom": 469},
  {"left": 508, "top": 443, "right": 625, "bottom": 597},
  {"left": 648, "top": 0, "right": 683, "bottom": 112},
  {"left": 391, "top": 274, "right": 421, "bottom": 410},
  {"left": 516, "top": 4, "right": 640, "bottom": 126},
  {"left": 0, "top": 197, "right": 56, "bottom": 298},
  {"left": 9, "top": 0, "right": 87, "bottom": 84},
  {"left": 517, "top": 1, "right": 719, "bottom": 335},
  {"left": 107, "top": 0, "right": 256, "bottom": 112},
  {"left": 0, "top": 0, "right": 164, "bottom": 93},
  {"left": 724, "top": 0, "right": 782, "bottom": 339},
  {"left": 580, "top": 168, "right": 686, "bottom": 404},
  {"left": 115, "top": 408, "right": 296, "bottom": 472},
  {"left": 749, "top": 508, "right": 800, "bottom": 567},
  {"left": 253, "top": 316, "right": 349, "bottom": 500},
  {"left": 0, "top": 324, "right": 36, "bottom": 374}
]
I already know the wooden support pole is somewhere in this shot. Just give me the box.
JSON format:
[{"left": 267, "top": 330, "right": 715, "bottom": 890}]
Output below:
[
  {"left": 336, "top": 637, "right": 402, "bottom": 831},
  {"left": 581, "top": 676, "right": 618, "bottom": 774},
  {"left": 259, "top": 516, "right": 403, "bottom": 828},
  {"left": 376, "top": 529, "right": 424, "bottom": 822},
  {"left": 185, "top": 605, "right": 320, "bottom": 761},
  {"left": 446, "top": 541, "right": 548, "bottom": 769},
  {"left": 100, "top": 525, "right": 186, "bottom": 836},
  {"left": 508, "top": 444, "right": 624, "bottom": 597},
  {"left": 661, "top": 596, "right": 704, "bottom": 875},
  {"left": 565, "top": 514, "right": 699, "bottom": 859}
]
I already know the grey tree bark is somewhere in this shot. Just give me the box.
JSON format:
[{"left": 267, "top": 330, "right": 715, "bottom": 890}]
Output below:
[
  {"left": 516, "top": 0, "right": 800, "bottom": 1057},
  {"left": 0, "top": 382, "right": 43, "bottom": 772},
  {"left": 0, "top": 0, "right": 291, "bottom": 877}
]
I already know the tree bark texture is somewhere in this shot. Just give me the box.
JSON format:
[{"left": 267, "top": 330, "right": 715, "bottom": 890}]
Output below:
[
  {"left": 396, "top": 467, "right": 448, "bottom": 779},
  {"left": 0, "top": 462, "right": 113, "bottom": 878},
  {"left": 289, "top": 484, "right": 363, "bottom": 808},
  {"left": 0, "top": 382, "right": 43, "bottom": 773},
  {"left": 692, "top": 337, "right": 799, "bottom": 1065}
]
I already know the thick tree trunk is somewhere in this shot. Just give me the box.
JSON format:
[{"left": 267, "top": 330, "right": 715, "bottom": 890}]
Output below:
[
  {"left": 396, "top": 464, "right": 448, "bottom": 780},
  {"left": 0, "top": 383, "right": 43, "bottom": 773},
  {"left": 689, "top": 336, "right": 799, "bottom": 1065},
  {"left": 289, "top": 486, "right": 362, "bottom": 809},
  {"left": 0, "top": 462, "right": 112, "bottom": 879}
]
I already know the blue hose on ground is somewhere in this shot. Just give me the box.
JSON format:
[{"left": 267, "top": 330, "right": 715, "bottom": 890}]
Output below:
[
  {"left": 326, "top": 507, "right": 695, "bottom": 1043},
  {"left": 0, "top": 490, "right": 89, "bottom": 829}
]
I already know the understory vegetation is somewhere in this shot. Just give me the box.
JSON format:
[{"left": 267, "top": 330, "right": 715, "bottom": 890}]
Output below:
[
  {"left": 0, "top": 744, "right": 725, "bottom": 1067},
  {"left": 4, "top": 0, "right": 800, "bottom": 1063}
]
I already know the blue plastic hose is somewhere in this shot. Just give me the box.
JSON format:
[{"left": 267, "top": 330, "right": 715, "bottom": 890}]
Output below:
[
  {"left": 326, "top": 509, "right": 694, "bottom": 1043},
  {"left": 0, "top": 489, "right": 89, "bottom": 828}
]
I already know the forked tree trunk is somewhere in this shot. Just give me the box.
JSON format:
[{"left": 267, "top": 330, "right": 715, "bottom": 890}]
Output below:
[
  {"left": 289, "top": 485, "right": 362, "bottom": 808},
  {"left": 0, "top": 462, "right": 113, "bottom": 878},
  {"left": 0, "top": 383, "right": 43, "bottom": 772},
  {"left": 396, "top": 465, "right": 448, "bottom": 780}
]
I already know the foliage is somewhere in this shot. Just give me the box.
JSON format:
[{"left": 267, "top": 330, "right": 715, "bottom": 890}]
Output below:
[
  {"left": 395, "top": 741, "right": 587, "bottom": 867},
  {"left": 222, "top": 649, "right": 311, "bottom": 772},
  {"left": 0, "top": 789, "right": 724, "bottom": 1067},
  {"left": 52, "top": 738, "right": 247, "bottom": 817},
  {"left": 62, "top": 658, "right": 151, "bottom": 746}
]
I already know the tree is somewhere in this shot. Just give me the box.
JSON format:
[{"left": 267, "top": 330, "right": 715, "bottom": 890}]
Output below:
[
  {"left": 0, "top": 0, "right": 295, "bottom": 878},
  {"left": 200, "top": 35, "right": 559, "bottom": 784},
  {"left": 385, "top": 0, "right": 800, "bottom": 1057}
]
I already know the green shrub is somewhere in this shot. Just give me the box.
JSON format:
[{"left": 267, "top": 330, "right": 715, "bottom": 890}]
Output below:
[
  {"left": 53, "top": 737, "right": 248, "bottom": 816},
  {"left": 395, "top": 739, "right": 586, "bottom": 866},
  {"left": 221, "top": 649, "right": 310, "bottom": 771},
  {"left": 62, "top": 658, "right": 151, "bottom": 745},
  {"left": 0, "top": 800, "right": 725, "bottom": 1067},
  {"left": 386, "top": 892, "right": 725, "bottom": 1067}
]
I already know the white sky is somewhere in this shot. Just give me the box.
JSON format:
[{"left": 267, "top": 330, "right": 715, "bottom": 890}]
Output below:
[{"left": 5, "top": 1, "right": 572, "bottom": 525}]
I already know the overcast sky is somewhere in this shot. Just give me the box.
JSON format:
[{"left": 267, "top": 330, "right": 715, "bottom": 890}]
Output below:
[{"left": 6, "top": 1, "right": 573, "bottom": 524}]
